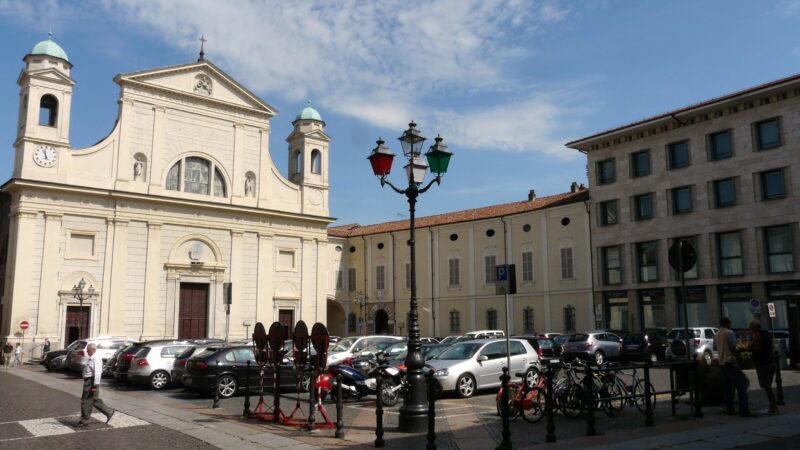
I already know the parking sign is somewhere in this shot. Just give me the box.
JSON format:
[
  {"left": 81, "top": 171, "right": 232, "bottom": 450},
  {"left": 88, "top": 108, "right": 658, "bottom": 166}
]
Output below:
[
  {"left": 495, "top": 264, "right": 516, "bottom": 295},
  {"left": 749, "top": 298, "right": 761, "bottom": 314}
]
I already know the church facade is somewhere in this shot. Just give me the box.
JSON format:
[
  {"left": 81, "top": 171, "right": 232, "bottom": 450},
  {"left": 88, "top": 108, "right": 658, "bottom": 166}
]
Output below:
[{"left": 0, "top": 37, "right": 334, "bottom": 350}]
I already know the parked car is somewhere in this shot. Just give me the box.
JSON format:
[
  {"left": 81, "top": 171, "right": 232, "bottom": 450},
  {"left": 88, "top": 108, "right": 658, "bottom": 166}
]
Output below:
[
  {"left": 438, "top": 336, "right": 461, "bottom": 346},
  {"left": 512, "top": 335, "right": 560, "bottom": 360},
  {"left": 42, "top": 340, "right": 81, "bottom": 371},
  {"left": 183, "top": 345, "right": 302, "bottom": 398},
  {"left": 66, "top": 337, "right": 134, "bottom": 372},
  {"left": 172, "top": 342, "right": 230, "bottom": 386},
  {"left": 113, "top": 340, "right": 187, "bottom": 381},
  {"left": 561, "top": 331, "right": 623, "bottom": 365},
  {"left": 420, "top": 337, "right": 440, "bottom": 344},
  {"left": 350, "top": 340, "right": 408, "bottom": 373},
  {"left": 427, "top": 338, "right": 540, "bottom": 398},
  {"left": 49, "top": 353, "right": 69, "bottom": 371},
  {"left": 665, "top": 327, "right": 718, "bottom": 364},
  {"left": 128, "top": 341, "right": 197, "bottom": 389},
  {"left": 620, "top": 333, "right": 661, "bottom": 363},
  {"left": 326, "top": 335, "right": 404, "bottom": 366},
  {"left": 464, "top": 330, "right": 504, "bottom": 339}
]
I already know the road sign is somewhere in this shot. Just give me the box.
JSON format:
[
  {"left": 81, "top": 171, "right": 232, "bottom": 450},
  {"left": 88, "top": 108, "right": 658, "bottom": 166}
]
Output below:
[
  {"left": 19, "top": 321, "right": 29, "bottom": 330},
  {"left": 749, "top": 298, "right": 761, "bottom": 314},
  {"left": 495, "top": 264, "right": 517, "bottom": 295},
  {"left": 768, "top": 302, "right": 776, "bottom": 318},
  {"left": 668, "top": 240, "right": 697, "bottom": 273}
]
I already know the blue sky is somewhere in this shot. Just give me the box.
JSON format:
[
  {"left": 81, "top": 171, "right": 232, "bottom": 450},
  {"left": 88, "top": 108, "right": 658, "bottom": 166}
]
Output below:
[{"left": 0, "top": 1, "right": 798, "bottom": 226}]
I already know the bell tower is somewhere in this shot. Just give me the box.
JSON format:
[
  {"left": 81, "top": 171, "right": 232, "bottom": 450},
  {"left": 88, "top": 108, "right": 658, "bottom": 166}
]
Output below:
[
  {"left": 14, "top": 33, "right": 75, "bottom": 177},
  {"left": 286, "top": 102, "right": 331, "bottom": 216}
]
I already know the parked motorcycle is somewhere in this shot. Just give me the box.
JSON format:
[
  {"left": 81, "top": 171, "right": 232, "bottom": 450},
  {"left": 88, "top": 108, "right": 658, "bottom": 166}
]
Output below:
[{"left": 328, "top": 352, "right": 399, "bottom": 406}]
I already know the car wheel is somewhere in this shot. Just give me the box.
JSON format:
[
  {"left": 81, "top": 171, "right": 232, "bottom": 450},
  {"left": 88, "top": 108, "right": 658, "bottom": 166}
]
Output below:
[
  {"left": 149, "top": 370, "right": 170, "bottom": 390},
  {"left": 46, "top": 361, "right": 55, "bottom": 372},
  {"left": 217, "top": 374, "right": 238, "bottom": 399},
  {"left": 594, "top": 350, "right": 605, "bottom": 366},
  {"left": 525, "top": 368, "right": 541, "bottom": 390},
  {"left": 703, "top": 350, "right": 712, "bottom": 365},
  {"left": 649, "top": 352, "right": 658, "bottom": 363},
  {"left": 456, "top": 374, "right": 476, "bottom": 398},
  {"left": 301, "top": 374, "right": 311, "bottom": 392}
]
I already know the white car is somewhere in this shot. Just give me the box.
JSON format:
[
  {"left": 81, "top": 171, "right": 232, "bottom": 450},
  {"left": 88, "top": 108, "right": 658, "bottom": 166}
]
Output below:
[
  {"left": 464, "top": 330, "right": 505, "bottom": 339},
  {"left": 326, "top": 335, "right": 403, "bottom": 366},
  {"left": 427, "top": 338, "right": 540, "bottom": 398}
]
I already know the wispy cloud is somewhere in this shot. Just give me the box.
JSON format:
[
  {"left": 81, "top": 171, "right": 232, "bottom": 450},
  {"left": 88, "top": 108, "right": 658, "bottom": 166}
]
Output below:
[{"left": 6, "top": 0, "right": 590, "bottom": 155}]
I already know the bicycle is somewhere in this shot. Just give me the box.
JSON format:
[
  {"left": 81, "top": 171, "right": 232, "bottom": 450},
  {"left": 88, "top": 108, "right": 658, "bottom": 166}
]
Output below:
[{"left": 495, "top": 367, "right": 546, "bottom": 423}]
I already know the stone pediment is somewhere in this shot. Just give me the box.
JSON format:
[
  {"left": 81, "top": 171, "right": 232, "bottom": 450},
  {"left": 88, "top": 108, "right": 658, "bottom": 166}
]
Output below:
[
  {"left": 17, "top": 67, "right": 75, "bottom": 86},
  {"left": 115, "top": 60, "right": 276, "bottom": 116},
  {"left": 285, "top": 128, "right": 331, "bottom": 143}
]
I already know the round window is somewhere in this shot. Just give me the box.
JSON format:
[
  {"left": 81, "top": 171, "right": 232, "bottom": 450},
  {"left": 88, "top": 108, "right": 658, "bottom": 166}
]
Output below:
[
  {"left": 377, "top": 243, "right": 384, "bottom": 250},
  {"left": 335, "top": 245, "right": 342, "bottom": 252},
  {"left": 486, "top": 229, "right": 495, "bottom": 237},
  {"left": 561, "top": 217, "right": 571, "bottom": 226},
  {"left": 523, "top": 224, "right": 531, "bottom": 232},
  {"left": 349, "top": 246, "right": 356, "bottom": 253},
  {"left": 449, "top": 234, "right": 458, "bottom": 241}
]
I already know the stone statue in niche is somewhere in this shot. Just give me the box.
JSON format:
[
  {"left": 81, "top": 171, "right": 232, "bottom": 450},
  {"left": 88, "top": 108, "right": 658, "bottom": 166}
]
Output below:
[
  {"left": 194, "top": 74, "right": 212, "bottom": 96},
  {"left": 133, "top": 159, "right": 144, "bottom": 181},
  {"left": 244, "top": 175, "right": 255, "bottom": 197}
]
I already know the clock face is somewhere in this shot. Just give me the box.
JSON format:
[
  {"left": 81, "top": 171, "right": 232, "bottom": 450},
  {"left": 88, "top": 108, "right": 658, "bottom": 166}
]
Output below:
[{"left": 33, "top": 145, "right": 58, "bottom": 168}]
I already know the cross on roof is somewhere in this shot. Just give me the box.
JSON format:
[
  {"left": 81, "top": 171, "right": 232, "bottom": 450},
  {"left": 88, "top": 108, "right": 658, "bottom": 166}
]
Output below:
[{"left": 198, "top": 35, "right": 207, "bottom": 61}]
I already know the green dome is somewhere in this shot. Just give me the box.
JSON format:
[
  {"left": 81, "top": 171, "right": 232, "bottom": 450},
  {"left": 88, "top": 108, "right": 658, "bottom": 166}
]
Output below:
[
  {"left": 295, "top": 102, "right": 323, "bottom": 122},
  {"left": 30, "top": 36, "right": 69, "bottom": 62}
]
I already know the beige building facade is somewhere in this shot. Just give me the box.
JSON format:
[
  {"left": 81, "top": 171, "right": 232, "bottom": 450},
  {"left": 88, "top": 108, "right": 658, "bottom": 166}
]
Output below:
[
  {"left": 568, "top": 73, "right": 800, "bottom": 343},
  {"left": 0, "top": 37, "right": 334, "bottom": 351},
  {"left": 325, "top": 187, "right": 594, "bottom": 338}
]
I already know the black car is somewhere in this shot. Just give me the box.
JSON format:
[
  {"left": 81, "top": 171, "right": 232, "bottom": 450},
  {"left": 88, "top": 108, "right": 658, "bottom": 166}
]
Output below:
[
  {"left": 512, "top": 335, "right": 560, "bottom": 360},
  {"left": 42, "top": 341, "right": 81, "bottom": 371},
  {"left": 619, "top": 332, "right": 667, "bottom": 363},
  {"left": 183, "top": 345, "right": 307, "bottom": 399}
]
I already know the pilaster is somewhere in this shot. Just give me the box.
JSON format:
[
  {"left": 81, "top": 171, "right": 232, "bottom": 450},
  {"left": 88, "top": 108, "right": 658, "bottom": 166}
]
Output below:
[
  {"left": 141, "top": 223, "right": 162, "bottom": 340},
  {"left": 35, "top": 213, "right": 63, "bottom": 338},
  {"left": 2, "top": 210, "right": 38, "bottom": 338},
  {"left": 256, "top": 233, "right": 274, "bottom": 324},
  {"left": 108, "top": 219, "right": 129, "bottom": 335},
  {"left": 541, "top": 215, "right": 551, "bottom": 331},
  {"left": 229, "top": 231, "right": 244, "bottom": 339},
  {"left": 300, "top": 237, "right": 314, "bottom": 322}
]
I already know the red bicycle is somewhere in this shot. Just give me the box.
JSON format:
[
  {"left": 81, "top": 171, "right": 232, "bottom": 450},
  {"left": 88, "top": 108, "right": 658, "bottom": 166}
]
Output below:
[{"left": 495, "top": 368, "right": 546, "bottom": 423}]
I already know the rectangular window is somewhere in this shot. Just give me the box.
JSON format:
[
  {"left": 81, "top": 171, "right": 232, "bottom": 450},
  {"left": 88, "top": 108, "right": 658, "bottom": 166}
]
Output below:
[
  {"left": 523, "top": 308, "right": 534, "bottom": 332},
  {"left": 597, "top": 159, "right": 615, "bottom": 185},
  {"left": 348, "top": 268, "right": 357, "bottom": 291},
  {"left": 631, "top": 150, "right": 651, "bottom": 177},
  {"left": 713, "top": 178, "right": 736, "bottom": 208},
  {"left": 563, "top": 306, "right": 576, "bottom": 332},
  {"left": 668, "top": 141, "right": 690, "bottom": 169},
  {"left": 405, "top": 262, "right": 411, "bottom": 290},
  {"left": 717, "top": 231, "right": 743, "bottom": 276},
  {"left": 672, "top": 236, "right": 699, "bottom": 279},
  {"left": 636, "top": 241, "right": 658, "bottom": 282},
  {"left": 278, "top": 250, "right": 296, "bottom": 270},
  {"left": 709, "top": 130, "right": 732, "bottom": 160},
  {"left": 560, "top": 247, "right": 574, "bottom": 280},
  {"left": 634, "top": 193, "right": 654, "bottom": 220},
  {"left": 639, "top": 290, "right": 666, "bottom": 329},
  {"left": 449, "top": 310, "right": 461, "bottom": 333},
  {"left": 602, "top": 245, "right": 623, "bottom": 285},
  {"left": 485, "top": 255, "right": 497, "bottom": 284},
  {"left": 599, "top": 200, "right": 618, "bottom": 226},
  {"left": 486, "top": 309, "right": 498, "bottom": 330},
  {"left": 335, "top": 270, "right": 342, "bottom": 289},
  {"left": 671, "top": 186, "right": 693, "bottom": 214},
  {"left": 765, "top": 225, "right": 794, "bottom": 273},
  {"left": 761, "top": 169, "right": 786, "bottom": 200},
  {"left": 69, "top": 233, "right": 96, "bottom": 259},
  {"left": 756, "top": 118, "right": 781, "bottom": 150},
  {"left": 376, "top": 265, "right": 385, "bottom": 291},
  {"left": 448, "top": 258, "right": 460, "bottom": 287},
  {"left": 521, "top": 251, "right": 534, "bottom": 282}
]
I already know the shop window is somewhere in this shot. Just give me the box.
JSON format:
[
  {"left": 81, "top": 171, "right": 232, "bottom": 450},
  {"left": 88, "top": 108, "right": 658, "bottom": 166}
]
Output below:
[{"left": 639, "top": 290, "right": 666, "bottom": 329}]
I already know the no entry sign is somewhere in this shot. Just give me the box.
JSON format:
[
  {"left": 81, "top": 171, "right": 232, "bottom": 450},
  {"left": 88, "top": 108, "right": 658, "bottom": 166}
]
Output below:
[{"left": 19, "top": 320, "right": 29, "bottom": 330}]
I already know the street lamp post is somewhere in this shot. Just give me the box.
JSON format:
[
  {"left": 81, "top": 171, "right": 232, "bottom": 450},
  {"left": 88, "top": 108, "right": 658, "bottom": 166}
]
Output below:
[
  {"left": 367, "top": 121, "right": 453, "bottom": 433},
  {"left": 71, "top": 278, "right": 96, "bottom": 341},
  {"left": 354, "top": 292, "right": 368, "bottom": 336}
]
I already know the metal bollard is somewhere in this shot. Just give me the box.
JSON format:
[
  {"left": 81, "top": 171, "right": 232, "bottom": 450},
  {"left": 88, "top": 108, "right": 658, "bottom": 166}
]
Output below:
[
  {"left": 308, "top": 369, "right": 317, "bottom": 432},
  {"left": 426, "top": 371, "right": 437, "bottom": 450},
  {"left": 775, "top": 352, "right": 785, "bottom": 406},
  {"left": 668, "top": 365, "right": 676, "bottom": 417},
  {"left": 498, "top": 366, "right": 512, "bottom": 450},
  {"left": 584, "top": 364, "right": 596, "bottom": 436},
  {"left": 691, "top": 363, "right": 702, "bottom": 418},
  {"left": 335, "top": 372, "right": 345, "bottom": 439},
  {"left": 643, "top": 360, "right": 654, "bottom": 426},
  {"left": 244, "top": 360, "right": 251, "bottom": 416},
  {"left": 545, "top": 365, "right": 556, "bottom": 443},
  {"left": 213, "top": 360, "right": 221, "bottom": 409},
  {"left": 375, "top": 374, "right": 385, "bottom": 448}
]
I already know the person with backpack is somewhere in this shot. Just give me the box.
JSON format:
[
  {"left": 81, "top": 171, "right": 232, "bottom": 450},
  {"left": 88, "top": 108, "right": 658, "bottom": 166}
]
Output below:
[{"left": 750, "top": 320, "right": 778, "bottom": 415}]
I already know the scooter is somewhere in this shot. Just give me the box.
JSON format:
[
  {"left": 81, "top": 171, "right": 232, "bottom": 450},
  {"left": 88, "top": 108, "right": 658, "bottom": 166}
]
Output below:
[{"left": 329, "top": 352, "right": 399, "bottom": 406}]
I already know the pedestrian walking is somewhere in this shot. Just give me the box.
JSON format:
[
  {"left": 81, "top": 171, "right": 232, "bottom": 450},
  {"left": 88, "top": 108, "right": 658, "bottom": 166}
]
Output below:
[
  {"left": 42, "top": 338, "right": 51, "bottom": 358},
  {"left": 715, "top": 317, "right": 754, "bottom": 417},
  {"left": 75, "top": 343, "right": 114, "bottom": 427},
  {"left": 13, "top": 343, "right": 22, "bottom": 367},
  {"left": 2, "top": 341, "right": 11, "bottom": 367},
  {"left": 750, "top": 320, "right": 779, "bottom": 415}
]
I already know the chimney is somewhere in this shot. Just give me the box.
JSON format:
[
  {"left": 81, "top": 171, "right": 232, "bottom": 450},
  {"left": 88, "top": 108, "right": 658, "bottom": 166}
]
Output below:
[
  {"left": 579, "top": 183, "right": 586, "bottom": 191},
  {"left": 570, "top": 181, "right": 578, "bottom": 193},
  {"left": 528, "top": 189, "right": 536, "bottom": 201}
]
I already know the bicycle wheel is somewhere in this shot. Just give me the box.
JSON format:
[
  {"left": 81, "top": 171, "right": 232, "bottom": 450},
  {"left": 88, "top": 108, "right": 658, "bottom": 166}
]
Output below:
[
  {"left": 522, "top": 388, "right": 546, "bottom": 423},
  {"left": 496, "top": 385, "right": 520, "bottom": 421},
  {"left": 563, "top": 384, "right": 583, "bottom": 419},
  {"left": 600, "top": 380, "right": 625, "bottom": 417},
  {"left": 632, "top": 380, "right": 657, "bottom": 414}
]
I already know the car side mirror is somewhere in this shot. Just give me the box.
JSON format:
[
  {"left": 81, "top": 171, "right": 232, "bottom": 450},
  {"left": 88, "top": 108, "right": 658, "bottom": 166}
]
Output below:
[{"left": 477, "top": 355, "right": 488, "bottom": 362}]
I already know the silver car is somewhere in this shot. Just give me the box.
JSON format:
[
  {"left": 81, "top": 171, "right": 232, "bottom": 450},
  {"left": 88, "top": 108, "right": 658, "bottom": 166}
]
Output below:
[
  {"left": 427, "top": 339, "right": 540, "bottom": 398},
  {"left": 128, "top": 341, "right": 195, "bottom": 389},
  {"left": 326, "top": 335, "right": 403, "bottom": 366},
  {"left": 665, "top": 327, "right": 719, "bottom": 364},
  {"left": 561, "top": 331, "right": 623, "bottom": 365},
  {"left": 66, "top": 337, "right": 133, "bottom": 372}
]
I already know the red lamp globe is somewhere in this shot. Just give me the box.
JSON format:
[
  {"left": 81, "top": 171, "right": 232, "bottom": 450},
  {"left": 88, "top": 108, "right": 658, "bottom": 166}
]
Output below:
[{"left": 368, "top": 138, "right": 395, "bottom": 177}]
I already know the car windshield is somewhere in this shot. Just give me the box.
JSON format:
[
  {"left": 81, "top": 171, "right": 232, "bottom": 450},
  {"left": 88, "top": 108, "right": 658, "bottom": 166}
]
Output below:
[
  {"left": 65, "top": 341, "right": 82, "bottom": 351},
  {"left": 568, "top": 334, "right": 589, "bottom": 342},
  {"left": 439, "top": 337, "right": 458, "bottom": 345},
  {"left": 423, "top": 346, "right": 448, "bottom": 360},
  {"left": 668, "top": 329, "right": 701, "bottom": 340},
  {"left": 176, "top": 347, "right": 197, "bottom": 360},
  {"left": 623, "top": 335, "right": 645, "bottom": 345},
  {"left": 435, "top": 343, "right": 484, "bottom": 360},
  {"left": 194, "top": 348, "right": 223, "bottom": 359},
  {"left": 332, "top": 338, "right": 354, "bottom": 352}
]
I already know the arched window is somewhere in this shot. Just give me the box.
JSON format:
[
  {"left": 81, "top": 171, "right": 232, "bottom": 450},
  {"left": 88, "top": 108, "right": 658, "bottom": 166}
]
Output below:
[
  {"left": 39, "top": 94, "right": 58, "bottom": 127},
  {"left": 165, "top": 156, "right": 227, "bottom": 197},
  {"left": 293, "top": 150, "right": 302, "bottom": 175},
  {"left": 311, "top": 149, "right": 322, "bottom": 174}
]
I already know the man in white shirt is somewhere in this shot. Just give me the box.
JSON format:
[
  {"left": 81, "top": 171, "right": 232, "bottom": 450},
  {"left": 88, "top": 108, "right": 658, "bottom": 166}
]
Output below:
[{"left": 75, "top": 343, "right": 114, "bottom": 427}]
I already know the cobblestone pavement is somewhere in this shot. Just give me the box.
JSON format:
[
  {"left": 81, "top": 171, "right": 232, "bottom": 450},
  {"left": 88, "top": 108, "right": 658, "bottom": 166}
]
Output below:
[{"left": 7, "top": 363, "right": 800, "bottom": 449}]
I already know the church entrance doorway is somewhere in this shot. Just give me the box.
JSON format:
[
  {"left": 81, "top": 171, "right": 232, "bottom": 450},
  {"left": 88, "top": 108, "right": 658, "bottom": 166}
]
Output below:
[
  {"left": 178, "top": 283, "right": 209, "bottom": 339},
  {"left": 279, "top": 309, "right": 294, "bottom": 340},
  {"left": 64, "top": 306, "right": 90, "bottom": 346},
  {"left": 375, "top": 309, "right": 390, "bottom": 334}
]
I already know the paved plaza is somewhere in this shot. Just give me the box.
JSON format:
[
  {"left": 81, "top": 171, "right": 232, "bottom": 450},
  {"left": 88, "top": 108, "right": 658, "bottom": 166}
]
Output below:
[{"left": 2, "top": 363, "right": 800, "bottom": 449}]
